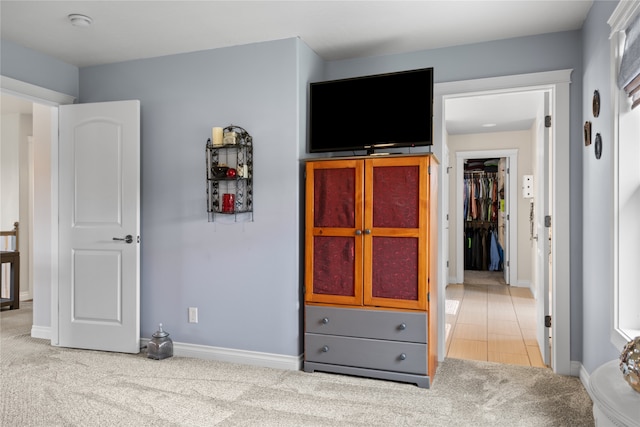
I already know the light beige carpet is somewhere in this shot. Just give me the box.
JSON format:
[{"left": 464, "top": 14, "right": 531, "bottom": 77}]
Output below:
[{"left": 1, "top": 303, "right": 594, "bottom": 426}]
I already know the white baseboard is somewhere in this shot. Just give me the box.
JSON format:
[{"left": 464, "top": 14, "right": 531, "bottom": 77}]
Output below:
[
  {"left": 573, "top": 360, "right": 593, "bottom": 398},
  {"left": 32, "top": 325, "right": 583, "bottom": 382},
  {"left": 141, "top": 338, "right": 303, "bottom": 371},
  {"left": 570, "top": 360, "right": 583, "bottom": 377},
  {"left": 28, "top": 327, "right": 302, "bottom": 371},
  {"left": 31, "top": 325, "right": 51, "bottom": 340}
]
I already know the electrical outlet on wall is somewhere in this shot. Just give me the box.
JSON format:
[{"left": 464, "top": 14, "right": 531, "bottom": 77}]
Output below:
[{"left": 188, "top": 307, "right": 198, "bottom": 323}]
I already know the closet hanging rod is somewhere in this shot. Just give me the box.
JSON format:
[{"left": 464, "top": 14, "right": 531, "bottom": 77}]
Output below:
[
  {"left": 466, "top": 220, "right": 497, "bottom": 224},
  {"left": 464, "top": 171, "right": 498, "bottom": 175}
]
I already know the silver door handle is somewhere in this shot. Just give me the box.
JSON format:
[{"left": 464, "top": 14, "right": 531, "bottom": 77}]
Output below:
[{"left": 113, "top": 235, "right": 133, "bottom": 244}]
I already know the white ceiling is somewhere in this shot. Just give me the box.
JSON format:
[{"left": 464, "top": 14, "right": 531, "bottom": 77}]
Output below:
[
  {"left": 0, "top": 0, "right": 593, "bottom": 134},
  {"left": 0, "top": 1, "right": 593, "bottom": 67},
  {"left": 446, "top": 91, "right": 545, "bottom": 135}
]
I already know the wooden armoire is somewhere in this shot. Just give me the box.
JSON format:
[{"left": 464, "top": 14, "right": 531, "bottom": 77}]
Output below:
[{"left": 303, "top": 154, "right": 438, "bottom": 388}]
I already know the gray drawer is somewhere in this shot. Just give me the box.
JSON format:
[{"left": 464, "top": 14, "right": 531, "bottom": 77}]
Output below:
[
  {"left": 305, "top": 333, "right": 427, "bottom": 375},
  {"left": 305, "top": 305, "right": 426, "bottom": 343}
]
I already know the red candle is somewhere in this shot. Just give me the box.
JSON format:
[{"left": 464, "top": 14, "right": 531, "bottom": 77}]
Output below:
[{"left": 222, "top": 193, "right": 235, "bottom": 213}]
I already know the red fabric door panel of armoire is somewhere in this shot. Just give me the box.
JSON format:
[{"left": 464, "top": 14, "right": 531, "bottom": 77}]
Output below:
[{"left": 305, "top": 156, "right": 430, "bottom": 310}]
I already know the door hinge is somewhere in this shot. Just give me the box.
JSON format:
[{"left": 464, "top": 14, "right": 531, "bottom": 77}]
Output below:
[
  {"left": 545, "top": 115, "right": 552, "bottom": 128},
  {"left": 545, "top": 215, "right": 551, "bottom": 227},
  {"left": 446, "top": 260, "right": 449, "bottom": 268},
  {"left": 428, "top": 165, "right": 431, "bottom": 175},
  {"left": 506, "top": 214, "right": 510, "bottom": 221},
  {"left": 507, "top": 167, "right": 510, "bottom": 174},
  {"left": 506, "top": 260, "right": 510, "bottom": 267},
  {"left": 427, "top": 292, "right": 430, "bottom": 302},
  {"left": 545, "top": 315, "right": 552, "bottom": 328}
]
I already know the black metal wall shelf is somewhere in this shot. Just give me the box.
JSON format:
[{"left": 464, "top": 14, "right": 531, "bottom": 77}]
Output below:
[{"left": 205, "top": 125, "right": 253, "bottom": 222}]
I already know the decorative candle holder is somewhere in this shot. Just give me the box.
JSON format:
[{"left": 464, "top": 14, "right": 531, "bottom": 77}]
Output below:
[
  {"left": 147, "top": 323, "right": 173, "bottom": 360},
  {"left": 212, "top": 127, "right": 224, "bottom": 146},
  {"left": 222, "top": 193, "right": 235, "bottom": 213},
  {"left": 223, "top": 131, "right": 237, "bottom": 145}
]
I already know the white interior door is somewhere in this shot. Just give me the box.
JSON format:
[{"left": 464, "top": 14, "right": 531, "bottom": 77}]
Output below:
[
  {"left": 443, "top": 144, "right": 450, "bottom": 281},
  {"left": 57, "top": 100, "right": 140, "bottom": 353},
  {"left": 500, "top": 157, "right": 510, "bottom": 284}
]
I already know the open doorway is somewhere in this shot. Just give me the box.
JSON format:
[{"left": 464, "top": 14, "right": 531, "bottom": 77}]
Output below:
[
  {"left": 1, "top": 93, "right": 33, "bottom": 306},
  {"left": 440, "top": 86, "right": 554, "bottom": 369},
  {"left": 1, "top": 76, "right": 74, "bottom": 339}
]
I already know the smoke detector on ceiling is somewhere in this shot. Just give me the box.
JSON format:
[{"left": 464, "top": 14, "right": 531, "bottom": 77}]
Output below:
[{"left": 68, "top": 14, "right": 93, "bottom": 27}]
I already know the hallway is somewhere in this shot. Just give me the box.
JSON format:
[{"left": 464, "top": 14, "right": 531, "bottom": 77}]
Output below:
[{"left": 445, "top": 273, "right": 546, "bottom": 368}]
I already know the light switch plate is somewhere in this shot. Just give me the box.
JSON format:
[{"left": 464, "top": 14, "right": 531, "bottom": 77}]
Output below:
[
  {"left": 188, "top": 307, "right": 198, "bottom": 323},
  {"left": 522, "top": 175, "right": 534, "bottom": 198}
]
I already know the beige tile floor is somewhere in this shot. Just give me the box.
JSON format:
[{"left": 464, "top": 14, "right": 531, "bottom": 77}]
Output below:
[{"left": 445, "top": 274, "right": 547, "bottom": 368}]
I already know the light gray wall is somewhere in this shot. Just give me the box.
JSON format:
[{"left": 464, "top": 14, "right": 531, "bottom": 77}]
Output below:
[
  {"left": 581, "top": 0, "right": 620, "bottom": 373},
  {"left": 0, "top": 39, "right": 79, "bottom": 98},
  {"left": 325, "top": 30, "right": 586, "bottom": 361},
  {"left": 79, "top": 38, "right": 314, "bottom": 356},
  {"left": 325, "top": 31, "right": 583, "bottom": 84}
]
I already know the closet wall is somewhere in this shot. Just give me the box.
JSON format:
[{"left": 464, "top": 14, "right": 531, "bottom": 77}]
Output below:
[{"left": 448, "top": 130, "right": 534, "bottom": 287}]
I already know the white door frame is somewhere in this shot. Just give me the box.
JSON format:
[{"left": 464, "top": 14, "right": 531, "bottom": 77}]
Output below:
[
  {"left": 433, "top": 69, "right": 572, "bottom": 376},
  {"left": 455, "top": 149, "right": 518, "bottom": 286},
  {"left": 533, "top": 91, "right": 553, "bottom": 366}
]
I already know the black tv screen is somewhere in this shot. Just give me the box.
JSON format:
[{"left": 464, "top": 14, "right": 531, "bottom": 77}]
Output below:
[{"left": 309, "top": 67, "right": 433, "bottom": 154}]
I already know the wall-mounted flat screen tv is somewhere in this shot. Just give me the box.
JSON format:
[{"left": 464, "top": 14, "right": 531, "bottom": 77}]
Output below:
[{"left": 308, "top": 67, "right": 433, "bottom": 154}]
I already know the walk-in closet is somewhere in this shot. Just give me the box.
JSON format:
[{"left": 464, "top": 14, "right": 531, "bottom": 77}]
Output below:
[{"left": 463, "top": 158, "right": 505, "bottom": 273}]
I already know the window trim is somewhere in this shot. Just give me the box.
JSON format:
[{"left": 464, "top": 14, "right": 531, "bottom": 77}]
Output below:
[{"left": 609, "top": 0, "right": 640, "bottom": 350}]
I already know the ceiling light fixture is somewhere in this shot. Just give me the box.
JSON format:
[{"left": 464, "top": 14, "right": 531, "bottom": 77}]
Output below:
[
  {"left": 68, "top": 14, "right": 93, "bottom": 27},
  {"left": 482, "top": 123, "right": 497, "bottom": 128}
]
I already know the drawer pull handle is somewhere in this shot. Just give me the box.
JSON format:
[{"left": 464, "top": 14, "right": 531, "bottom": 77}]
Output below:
[
  {"left": 321, "top": 345, "right": 330, "bottom": 353},
  {"left": 399, "top": 353, "right": 407, "bottom": 361},
  {"left": 398, "top": 323, "right": 407, "bottom": 331},
  {"left": 321, "top": 317, "right": 329, "bottom": 325}
]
